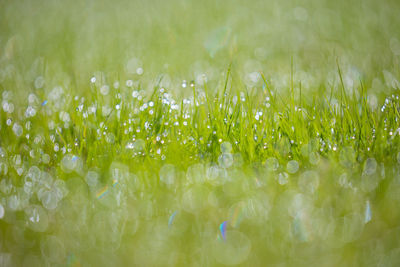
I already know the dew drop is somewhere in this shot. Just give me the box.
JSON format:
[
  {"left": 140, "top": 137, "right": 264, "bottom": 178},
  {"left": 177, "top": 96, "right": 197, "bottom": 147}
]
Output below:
[
  {"left": 160, "top": 164, "right": 175, "bottom": 185},
  {"left": 42, "top": 154, "right": 50, "bottom": 164},
  {"left": 86, "top": 171, "right": 99, "bottom": 188},
  {"left": 220, "top": 141, "right": 232, "bottom": 154},
  {"left": 12, "top": 123, "right": 23, "bottom": 137},
  {"left": 218, "top": 153, "right": 233, "bottom": 168},
  {"left": 182, "top": 80, "right": 187, "bottom": 88},
  {"left": 61, "top": 154, "right": 78, "bottom": 173},
  {"left": 41, "top": 190, "right": 58, "bottom": 210},
  {"left": 8, "top": 194, "right": 20, "bottom": 211},
  {"left": 278, "top": 172, "right": 289, "bottom": 185},
  {"left": 266, "top": 157, "right": 279, "bottom": 171},
  {"left": 309, "top": 152, "right": 320, "bottom": 165},
  {"left": 186, "top": 163, "right": 205, "bottom": 183},
  {"left": 34, "top": 76, "right": 45, "bottom": 89},
  {"left": 25, "top": 205, "right": 48, "bottom": 232},
  {"left": 364, "top": 200, "right": 372, "bottom": 224},
  {"left": 0, "top": 203, "right": 4, "bottom": 219},
  {"left": 363, "top": 158, "right": 377, "bottom": 176},
  {"left": 136, "top": 67, "right": 143, "bottom": 75},
  {"left": 287, "top": 160, "right": 299, "bottom": 174},
  {"left": 100, "top": 85, "right": 110, "bottom": 95}
]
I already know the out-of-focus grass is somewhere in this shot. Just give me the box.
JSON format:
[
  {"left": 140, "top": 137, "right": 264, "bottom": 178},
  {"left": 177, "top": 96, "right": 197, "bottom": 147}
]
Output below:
[
  {"left": 1, "top": 0, "right": 400, "bottom": 266},
  {"left": 1, "top": 0, "right": 400, "bottom": 86}
]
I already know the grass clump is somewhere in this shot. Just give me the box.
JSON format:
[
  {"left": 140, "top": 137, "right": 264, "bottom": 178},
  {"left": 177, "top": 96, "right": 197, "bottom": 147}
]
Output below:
[{"left": 1, "top": 0, "right": 400, "bottom": 265}]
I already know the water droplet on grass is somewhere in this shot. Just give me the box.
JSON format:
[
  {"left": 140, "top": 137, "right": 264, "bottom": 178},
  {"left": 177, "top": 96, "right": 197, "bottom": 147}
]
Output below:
[
  {"left": 25, "top": 205, "right": 48, "bottom": 232},
  {"left": 8, "top": 195, "right": 20, "bottom": 211},
  {"left": 160, "top": 164, "right": 176, "bottom": 185},
  {"left": 0, "top": 203, "right": 4, "bottom": 219},
  {"left": 218, "top": 153, "right": 233, "bottom": 168},
  {"left": 28, "top": 166, "right": 41, "bottom": 182},
  {"left": 126, "top": 57, "right": 142, "bottom": 74},
  {"left": 28, "top": 93, "right": 38, "bottom": 104},
  {"left": 100, "top": 85, "right": 110, "bottom": 95},
  {"left": 42, "top": 154, "right": 50, "bottom": 164},
  {"left": 181, "top": 80, "right": 187, "bottom": 88},
  {"left": 220, "top": 142, "right": 232, "bottom": 153},
  {"left": 206, "top": 164, "right": 221, "bottom": 182},
  {"left": 287, "top": 160, "right": 299, "bottom": 174},
  {"left": 53, "top": 179, "right": 68, "bottom": 199},
  {"left": 232, "top": 153, "right": 244, "bottom": 167},
  {"left": 61, "top": 154, "right": 79, "bottom": 173},
  {"left": 34, "top": 76, "right": 45, "bottom": 89},
  {"left": 0, "top": 179, "right": 13, "bottom": 194},
  {"left": 266, "top": 157, "right": 279, "bottom": 171},
  {"left": 278, "top": 172, "right": 289, "bottom": 185},
  {"left": 25, "top": 106, "right": 36, "bottom": 117},
  {"left": 363, "top": 158, "right": 377, "bottom": 176},
  {"left": 364, "top": 200, "right": 372, "bottom": 223},
  {"left": 187, "top": 163, "right": 205, "bottom": 183},
  {"left": 132, "top": 139, "right": 145, "bottom": 152},
  {"left": 309, "top": 152, "right": 320, "bottom": 165},
  {"left": 86, "top": 171, "right": 99, "bottom": 188},
  {"left": 41, "top": 190, "right": 58, "bottom": 210},
  {"left": 106, "top": 132, "right": 116, "bottom": 144},
  {"left": 24, "top": 186, "right": 37, "bottom": 201},
  {"left": 12, "top": 123, "right": 23, "bottom": 137},
  {"left": 339, "top": 146, "right": 356, "bottom": 168},
  {"left": 136, "top": 67, "right": 143, "bottom": 75}
]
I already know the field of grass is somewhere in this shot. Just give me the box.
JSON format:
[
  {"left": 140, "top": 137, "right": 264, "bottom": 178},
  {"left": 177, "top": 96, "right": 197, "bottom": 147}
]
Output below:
[{"left": 1, "top": 0, "right": 400, "bottom": 266}]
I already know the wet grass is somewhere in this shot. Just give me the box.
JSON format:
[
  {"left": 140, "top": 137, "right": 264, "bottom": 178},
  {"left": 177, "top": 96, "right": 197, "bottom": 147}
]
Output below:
[{"left": 1, "top": 0, "right": 400, "bottom": 266}]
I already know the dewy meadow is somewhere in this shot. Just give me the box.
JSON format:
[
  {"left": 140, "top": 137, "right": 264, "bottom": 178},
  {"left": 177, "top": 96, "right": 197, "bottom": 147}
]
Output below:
[{"left": 1, "top": 0, "right": 400, "bottom": 266}]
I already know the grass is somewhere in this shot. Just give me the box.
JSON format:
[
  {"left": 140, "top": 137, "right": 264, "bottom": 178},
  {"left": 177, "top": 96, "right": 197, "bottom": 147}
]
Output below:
[
  {"left": 1, "top": 0, "right": 400, "bottom": 266},
  {"left": 3, "top": 63, "right": 399, "bottom": 170}
]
